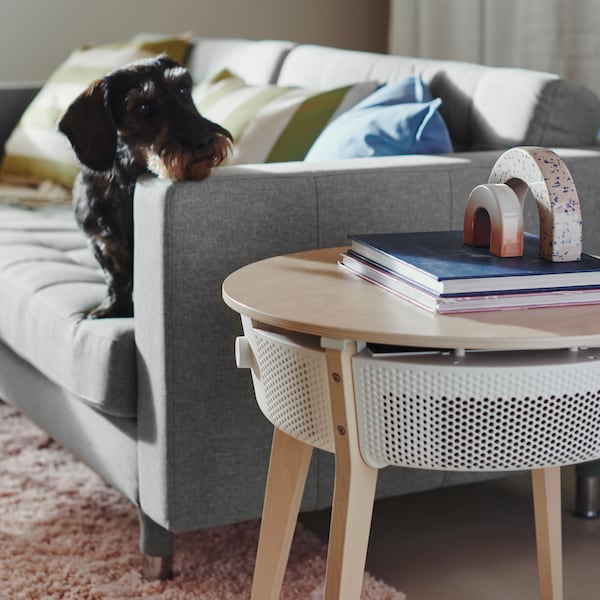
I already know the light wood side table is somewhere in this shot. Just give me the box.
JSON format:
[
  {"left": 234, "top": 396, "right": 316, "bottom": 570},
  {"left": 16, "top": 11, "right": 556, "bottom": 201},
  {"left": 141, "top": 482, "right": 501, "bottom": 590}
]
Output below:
[{"left": 222, "top": 247, "right": 600, "bottom": 600}]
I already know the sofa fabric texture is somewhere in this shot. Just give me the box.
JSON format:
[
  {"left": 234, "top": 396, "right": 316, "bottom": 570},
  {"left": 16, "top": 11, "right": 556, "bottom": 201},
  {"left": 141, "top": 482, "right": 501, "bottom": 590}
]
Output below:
[{"left": 0, "top": 35, "right": 600, "bottom": 543}]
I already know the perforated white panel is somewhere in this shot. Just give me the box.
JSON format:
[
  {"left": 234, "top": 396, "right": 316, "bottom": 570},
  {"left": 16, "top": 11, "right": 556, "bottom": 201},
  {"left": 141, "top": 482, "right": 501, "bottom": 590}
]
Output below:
[
  {"left": 353, "top": 349, "right": 600, "bottom": 470},
  {"left": 249, "top": 329, "right": 334, "bottom": 452}
]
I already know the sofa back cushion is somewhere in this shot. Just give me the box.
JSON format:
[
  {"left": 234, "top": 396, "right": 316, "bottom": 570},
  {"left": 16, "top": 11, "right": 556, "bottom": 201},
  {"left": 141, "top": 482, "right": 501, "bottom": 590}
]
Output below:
[
  {"left": 277, "top": 44, "right": 600, "bottom": 151},
  {"left": 187, "top": 38, "right": 295, "bottom": 85}
]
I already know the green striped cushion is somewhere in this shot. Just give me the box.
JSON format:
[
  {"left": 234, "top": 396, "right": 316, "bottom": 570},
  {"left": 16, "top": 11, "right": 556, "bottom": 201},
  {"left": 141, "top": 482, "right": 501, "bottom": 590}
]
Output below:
[
  {"left": 193, "top": 72, "right": 378, "bottom": 164},
  {"left": 0, "top": 37, "right": 191, "bottom": 188}
]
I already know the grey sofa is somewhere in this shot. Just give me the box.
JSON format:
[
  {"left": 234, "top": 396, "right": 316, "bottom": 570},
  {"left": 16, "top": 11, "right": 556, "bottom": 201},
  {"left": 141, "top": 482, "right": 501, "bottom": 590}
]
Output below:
[{"left": 2, "top": 37, "right": 600, "bottom": 576}]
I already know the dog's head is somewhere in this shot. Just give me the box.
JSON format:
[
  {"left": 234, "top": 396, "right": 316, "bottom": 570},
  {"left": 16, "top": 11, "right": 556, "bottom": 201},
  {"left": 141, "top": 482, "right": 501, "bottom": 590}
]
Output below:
[{"left": 58, "top": 55, "right": 232, "bottom": 180}]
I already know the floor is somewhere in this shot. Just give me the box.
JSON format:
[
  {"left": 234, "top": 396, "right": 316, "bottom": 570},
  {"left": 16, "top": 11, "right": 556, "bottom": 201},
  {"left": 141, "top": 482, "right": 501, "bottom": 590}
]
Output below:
[{"left": 299, "top": 466, "right": 600, "bottom": 600}]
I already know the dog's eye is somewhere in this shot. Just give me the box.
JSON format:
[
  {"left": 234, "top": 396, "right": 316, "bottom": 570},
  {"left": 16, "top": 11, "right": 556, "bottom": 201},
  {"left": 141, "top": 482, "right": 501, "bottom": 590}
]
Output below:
[
  {"left": 134, "top": 102, "right": 152, "bottom": 116},
  {"left": 179, "top": 86, "right": 192, "bottom": 99}
]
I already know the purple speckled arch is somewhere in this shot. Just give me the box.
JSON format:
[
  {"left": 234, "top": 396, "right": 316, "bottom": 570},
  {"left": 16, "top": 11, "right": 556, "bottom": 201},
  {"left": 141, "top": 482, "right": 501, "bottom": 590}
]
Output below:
[{"left": 488, "top": 147, "right": 582, "bottom": 262}]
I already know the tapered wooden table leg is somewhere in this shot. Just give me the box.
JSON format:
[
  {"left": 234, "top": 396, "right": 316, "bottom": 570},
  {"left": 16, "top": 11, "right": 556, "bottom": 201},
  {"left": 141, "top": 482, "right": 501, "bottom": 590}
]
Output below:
[
  {"left": 251, "top": 427, "right": 313, "bottom": 600},
  {"left": 532, "top": 467, "right": 563, "bottom": 600},
  {"left": 323, "top": 339, "right": 379, "bottom": 600}
]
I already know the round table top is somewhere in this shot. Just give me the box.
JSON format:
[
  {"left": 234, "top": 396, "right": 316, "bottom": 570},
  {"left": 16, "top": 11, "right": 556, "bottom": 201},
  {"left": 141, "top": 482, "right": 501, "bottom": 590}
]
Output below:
[{"left": 222, "top": 247, "right": 600, "bottom": 350}]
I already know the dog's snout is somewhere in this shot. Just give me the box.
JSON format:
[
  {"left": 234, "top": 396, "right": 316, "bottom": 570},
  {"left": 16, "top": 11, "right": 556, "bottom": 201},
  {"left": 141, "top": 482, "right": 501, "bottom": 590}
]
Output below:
[{"left": 194, "top": 121, "right": 232, "bottom": 155}]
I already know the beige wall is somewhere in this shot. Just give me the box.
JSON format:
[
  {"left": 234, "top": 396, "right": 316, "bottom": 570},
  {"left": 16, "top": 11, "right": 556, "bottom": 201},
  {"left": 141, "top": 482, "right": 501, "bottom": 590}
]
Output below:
[{"left": 0, "top": 0, "right": 389, "bottom": 81}]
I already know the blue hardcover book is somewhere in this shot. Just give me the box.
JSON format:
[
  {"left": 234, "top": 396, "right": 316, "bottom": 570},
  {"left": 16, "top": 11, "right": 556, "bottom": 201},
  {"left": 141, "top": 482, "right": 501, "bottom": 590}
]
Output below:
[
  {"left": 339, "top": 250, "right": 600, "bottom": 313},
  {"left": 349, "top": 231, "right": 600, "bottom": 295}
]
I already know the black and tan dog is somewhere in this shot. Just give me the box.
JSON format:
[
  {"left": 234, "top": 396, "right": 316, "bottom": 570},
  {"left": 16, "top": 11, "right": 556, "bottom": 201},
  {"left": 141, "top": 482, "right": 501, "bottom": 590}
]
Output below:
[{"left": 59, "top": 55, "right": 232, "bottom": 318}]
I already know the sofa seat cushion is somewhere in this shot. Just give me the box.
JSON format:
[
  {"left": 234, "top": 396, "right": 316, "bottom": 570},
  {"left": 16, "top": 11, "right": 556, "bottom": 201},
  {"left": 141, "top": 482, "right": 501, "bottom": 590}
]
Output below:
[{"left": 0, "top": 205, "right": 136, "bottom": 418}]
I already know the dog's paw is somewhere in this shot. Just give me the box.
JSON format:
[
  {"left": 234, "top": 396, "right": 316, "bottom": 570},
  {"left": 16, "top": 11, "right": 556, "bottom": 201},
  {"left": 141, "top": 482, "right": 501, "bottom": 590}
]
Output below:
[{"left": 87, "top": 297, "right": 133, "bottom": 319}]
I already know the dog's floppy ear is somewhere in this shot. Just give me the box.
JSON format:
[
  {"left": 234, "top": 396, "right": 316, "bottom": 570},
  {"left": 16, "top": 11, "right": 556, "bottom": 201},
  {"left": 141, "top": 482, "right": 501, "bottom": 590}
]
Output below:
[{"left": 58, "top": 79, "right": 118, "bottom": 172}]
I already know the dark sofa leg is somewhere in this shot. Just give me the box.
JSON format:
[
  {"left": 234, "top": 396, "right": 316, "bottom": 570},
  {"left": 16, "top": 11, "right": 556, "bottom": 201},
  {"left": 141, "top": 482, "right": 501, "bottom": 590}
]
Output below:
[
  {"left": 138, "top": 509, "right": 175, "bottom": 580},
  {"left": 574, "top": 461, "right": 600, "bottom": 519},
  {"left": 142, "top": 555, "right": 174, "bottom": 581}
]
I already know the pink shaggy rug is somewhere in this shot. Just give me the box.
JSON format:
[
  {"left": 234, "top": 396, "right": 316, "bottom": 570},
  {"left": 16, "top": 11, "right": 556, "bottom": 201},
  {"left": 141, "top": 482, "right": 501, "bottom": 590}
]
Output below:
[{"left": 0, "top": 401, "right": 405, "bottom": 599}]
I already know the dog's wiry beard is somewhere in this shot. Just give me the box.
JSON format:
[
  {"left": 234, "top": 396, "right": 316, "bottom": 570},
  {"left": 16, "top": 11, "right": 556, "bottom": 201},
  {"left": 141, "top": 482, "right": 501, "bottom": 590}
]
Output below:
[{"left": 145, "top": 134, "right": 231, "bottom": 181}]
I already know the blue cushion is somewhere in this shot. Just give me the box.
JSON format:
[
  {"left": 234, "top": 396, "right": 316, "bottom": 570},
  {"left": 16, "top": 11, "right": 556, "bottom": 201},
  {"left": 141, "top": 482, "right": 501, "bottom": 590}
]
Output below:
[{"left": 304, "top": 75, "right": 454, "bottom": 161}]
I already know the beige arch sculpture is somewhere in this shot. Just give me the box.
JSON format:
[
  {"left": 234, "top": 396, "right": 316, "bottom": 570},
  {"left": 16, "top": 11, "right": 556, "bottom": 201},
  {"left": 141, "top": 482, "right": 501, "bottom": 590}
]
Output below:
[
  {"left": 485, "top": 146, "right": 582, "bottom": 262},
  {"left": 464, "top": 183, "right": 524, "bottom": 258}
]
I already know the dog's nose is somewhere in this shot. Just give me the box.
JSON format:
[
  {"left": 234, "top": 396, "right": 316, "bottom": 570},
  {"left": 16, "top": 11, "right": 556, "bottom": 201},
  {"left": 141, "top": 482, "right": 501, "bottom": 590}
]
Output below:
[
  {"left": 196, "top": 122, "right": 232, "bottom": 154},
  {"left": 197, "top": 133, "right": 216, "bottom": 153}
]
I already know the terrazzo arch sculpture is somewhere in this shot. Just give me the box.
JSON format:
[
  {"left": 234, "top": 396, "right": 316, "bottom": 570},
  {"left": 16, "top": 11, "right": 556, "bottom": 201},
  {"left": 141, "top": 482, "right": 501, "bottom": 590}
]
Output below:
[{"left": 463, "top": 146, "right": 582, "bottom": 262}]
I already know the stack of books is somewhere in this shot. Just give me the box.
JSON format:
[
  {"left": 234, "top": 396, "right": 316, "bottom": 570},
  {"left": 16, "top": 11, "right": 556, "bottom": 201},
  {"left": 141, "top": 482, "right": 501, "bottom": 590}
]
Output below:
[{"left": 339, "top": 231, "right": 600, "bottom": 314}]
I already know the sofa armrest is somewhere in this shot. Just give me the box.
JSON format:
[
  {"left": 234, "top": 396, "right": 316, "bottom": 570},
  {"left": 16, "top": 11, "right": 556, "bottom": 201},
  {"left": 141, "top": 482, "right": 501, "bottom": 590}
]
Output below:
[
  {"left": 131, "top": 148, "right": 600, "bottom": 530},
  {"left": 133, "top": 168, "right": 323, "bottom": 530},
  {"left": 0, "top": 82, "right": 40, "bottom": 156}
]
